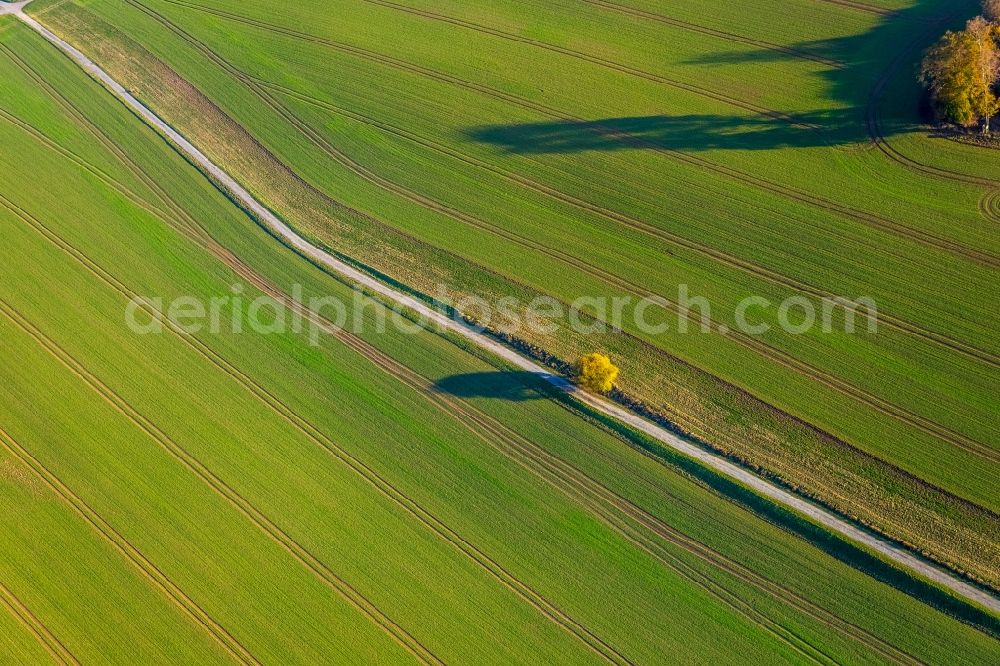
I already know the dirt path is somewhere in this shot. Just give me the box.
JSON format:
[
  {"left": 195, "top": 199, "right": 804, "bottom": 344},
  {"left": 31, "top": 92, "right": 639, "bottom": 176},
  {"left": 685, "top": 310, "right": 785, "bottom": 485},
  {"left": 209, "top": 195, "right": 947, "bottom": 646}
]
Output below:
[
  {"left": 11, "top": 5, "right": 1000, "bottom": 616},
  {"left": 0, "top": 2, "right": 30, "bottom": 16}
]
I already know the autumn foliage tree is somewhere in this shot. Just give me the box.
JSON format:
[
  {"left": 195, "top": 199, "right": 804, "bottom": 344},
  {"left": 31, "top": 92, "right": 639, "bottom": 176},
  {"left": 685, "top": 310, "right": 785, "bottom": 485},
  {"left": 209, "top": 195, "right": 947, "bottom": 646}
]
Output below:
[
  {"left": 920, "top": 15, "right": 1000, "bottom": 133},
  {"left": 984, "top": 0, "right": 1000, "bottom": 22},
  {"left": 574, "top": 353, "right": 619, "bottom": 394}
]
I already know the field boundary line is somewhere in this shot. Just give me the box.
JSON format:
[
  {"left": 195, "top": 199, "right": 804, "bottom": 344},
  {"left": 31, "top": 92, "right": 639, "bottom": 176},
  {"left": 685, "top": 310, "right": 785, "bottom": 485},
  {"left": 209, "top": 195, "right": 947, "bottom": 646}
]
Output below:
[
  {"left": 17, "top": 6, "right": 1000, "bottom": 616},
  {"left": 0, "top": 198, "right": 444, "bottom": 666},
  {"left": 268, "top": 279, "right": 920, "bottom": 665},
  {"left": 0, "top": 424, "right": 258, "bottom": 666},
  {"left": 119, "top": 1, "right": 999, "bottom": 463},
  {"left": 0, "top": 42, "right": 912, "bottom": 657},
  {"left": 257, "top": 82, "right": 1000, "bottom": 458},
  {"left": 0, "top": 579, "right": 79, "bottom": 665},
  {"left": 145, "top": 0, "right": 1000, "bottom": 316}
]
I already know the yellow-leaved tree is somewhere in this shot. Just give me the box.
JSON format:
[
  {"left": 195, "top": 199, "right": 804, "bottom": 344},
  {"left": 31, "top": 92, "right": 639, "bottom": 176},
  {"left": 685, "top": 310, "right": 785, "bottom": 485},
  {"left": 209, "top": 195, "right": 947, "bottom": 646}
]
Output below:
[
  {"left": 574, "top": 353, "right": 620, "bottom": 394},
  {"left": 920, "top": 16, "right": 1000, "bottom": 134}
]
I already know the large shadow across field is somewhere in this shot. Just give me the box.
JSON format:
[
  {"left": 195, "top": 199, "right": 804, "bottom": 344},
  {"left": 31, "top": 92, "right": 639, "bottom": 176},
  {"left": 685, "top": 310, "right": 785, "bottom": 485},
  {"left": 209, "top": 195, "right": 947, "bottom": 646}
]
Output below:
[{"left": 466, "top": 0, "right": 975, "bottom": 154}]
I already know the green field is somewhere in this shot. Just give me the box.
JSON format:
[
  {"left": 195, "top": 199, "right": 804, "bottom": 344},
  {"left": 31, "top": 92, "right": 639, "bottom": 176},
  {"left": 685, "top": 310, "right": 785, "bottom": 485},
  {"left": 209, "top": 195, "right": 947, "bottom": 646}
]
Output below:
[
  {"left": 1, "top": 0, "right": 999, "bottom": 661},
  {"left": 19, "top": 0, "right": 997, "bottom": 589}
]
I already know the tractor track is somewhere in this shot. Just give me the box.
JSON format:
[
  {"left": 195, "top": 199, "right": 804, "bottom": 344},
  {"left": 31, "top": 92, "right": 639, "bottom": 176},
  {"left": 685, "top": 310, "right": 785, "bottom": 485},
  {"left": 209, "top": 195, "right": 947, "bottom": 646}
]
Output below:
[
  {"left": 355, "top": 0, "right": 823, "bottom": 132},
  {"left": 20, "top": 0, "right": 1000, "bottom": 610},
  {"left": 867, "top": 94, "right": 999, "bottom": 190},
  {"left": 578, "top": 0, "right": 846, "bottom": 69},
  {"left": 122, "top": 1, "right": 999, "bottom": 463},
  {"left": 980, "top": 189, "right": 1000, "bottom": 225},
  {"left": 0, "top": 579, "right": 79, "bottom": 666},
  {"left": 149, "top": 0, "right": 1000, "bottom": 350},
  {"left": 0, "top": 192, "right": 632, "bottom": 666},
  {"left": 158, "top": 0, "right": 817, "bottom": 132},
  {"left": 0, "top": 425, "right": 257, "bottom": 666},
  {"left": 861, "top": 6, "right": 1000, "bottom": 232},
  {"left": 0, "top": 199, "right": 444, "bottom": 666},
  {"left": 0, "top": 78, "right": 911, "bottom": 660},
  {"left": 0, "top": 42, "right": 194, "bottom": 233},
  {"left": 0, "top": 104, "right": 179, "bottom": 226}
]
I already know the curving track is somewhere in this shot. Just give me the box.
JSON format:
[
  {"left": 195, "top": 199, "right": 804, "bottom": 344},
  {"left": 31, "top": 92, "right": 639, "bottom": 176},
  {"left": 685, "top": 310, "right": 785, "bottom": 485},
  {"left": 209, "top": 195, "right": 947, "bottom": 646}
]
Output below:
[
  {"left": 0, "top": 72, "right": 932, "bottom": 660},
  {"left": 980, "top": 189, "right": 1000, "bottom": 225},
  {"left": 13, "top": 6, "right": 1000, "bottom": 616},
  {"left": 862, "top": 2, "right": 1000, "bottom": 225},
  {"left": 115, "top": 2, "right": 998, "bottom": 464}
]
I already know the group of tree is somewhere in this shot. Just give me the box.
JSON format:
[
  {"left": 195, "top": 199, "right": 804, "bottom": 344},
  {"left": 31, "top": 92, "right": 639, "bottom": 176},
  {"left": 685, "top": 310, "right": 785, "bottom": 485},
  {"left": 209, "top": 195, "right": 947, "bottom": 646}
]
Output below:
[{"left": 920, "top": 1, "right": 1000, "bottom": 134}]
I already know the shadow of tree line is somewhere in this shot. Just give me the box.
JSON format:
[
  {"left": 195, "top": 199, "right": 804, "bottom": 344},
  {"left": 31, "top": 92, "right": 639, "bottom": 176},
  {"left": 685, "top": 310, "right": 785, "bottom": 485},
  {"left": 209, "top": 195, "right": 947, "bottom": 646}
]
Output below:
[
  {"left": 449, "top": 0, "right": 1000, "bottom": 630},
  {"left": 466, "top": 0, "right": 978, "bottom": 154}
]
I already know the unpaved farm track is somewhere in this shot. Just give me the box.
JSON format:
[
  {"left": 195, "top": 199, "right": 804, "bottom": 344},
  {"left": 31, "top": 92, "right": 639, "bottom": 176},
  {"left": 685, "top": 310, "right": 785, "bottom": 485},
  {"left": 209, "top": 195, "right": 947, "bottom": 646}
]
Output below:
[
  {"left": 8, "top": 0, "right": 1000, "bottom": 619},
  {"left": 0, "top": 193, "right": 622, "bottom": 664},
  {"left": 0, "top": 37, "right": 947, "bottom": 657},
  {"left": 0, "top": 89, "right": 929, "bottom": 663},
  {"left": 118, "top": 1, "right": 1000, "bottom": 469}
]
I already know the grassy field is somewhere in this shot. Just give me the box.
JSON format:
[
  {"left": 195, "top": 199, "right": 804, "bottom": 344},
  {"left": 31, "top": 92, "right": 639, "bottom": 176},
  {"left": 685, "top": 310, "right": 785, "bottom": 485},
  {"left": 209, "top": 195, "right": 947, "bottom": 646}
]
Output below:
[
  {"left": 23, "top": 0, "right": 999, "bottom": 591},
  {"left": 1, "top": 8, "right": 999, "bottom": 662}
]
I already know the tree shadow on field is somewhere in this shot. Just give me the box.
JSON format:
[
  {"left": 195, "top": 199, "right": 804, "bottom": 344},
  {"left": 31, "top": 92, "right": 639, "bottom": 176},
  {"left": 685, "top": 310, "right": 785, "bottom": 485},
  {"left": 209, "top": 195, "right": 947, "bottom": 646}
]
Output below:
[
  {"left": 432, "top": 371, "right": 553, "bottom": 401},
  {"left": 466, "top": 0, "right": 975, "bottom": 154},
  {"left": 468, "top": 110, "right": 865, "bottom": 153}
]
